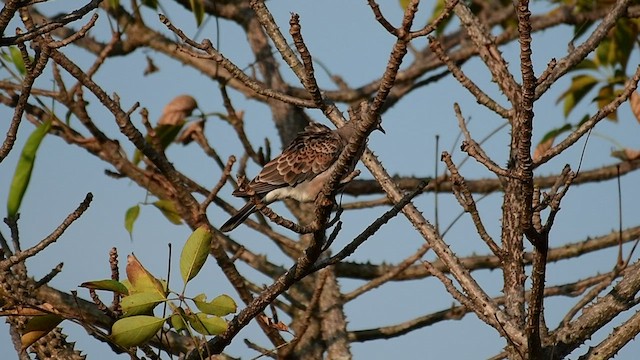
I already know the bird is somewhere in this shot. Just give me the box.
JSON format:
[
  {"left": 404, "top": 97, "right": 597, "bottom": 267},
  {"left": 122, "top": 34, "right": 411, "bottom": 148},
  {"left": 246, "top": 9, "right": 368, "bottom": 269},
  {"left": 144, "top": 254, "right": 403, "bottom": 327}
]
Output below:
[{"left": 220, "top": 119, "right": 383, "bottom": 232}]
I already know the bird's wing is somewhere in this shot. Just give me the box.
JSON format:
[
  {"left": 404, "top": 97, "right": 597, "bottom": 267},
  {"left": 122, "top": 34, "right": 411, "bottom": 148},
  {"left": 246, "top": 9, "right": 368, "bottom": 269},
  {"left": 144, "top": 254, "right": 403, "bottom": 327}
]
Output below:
[{"left": 233, "top": 123, "right": 343, "bottom": 197}]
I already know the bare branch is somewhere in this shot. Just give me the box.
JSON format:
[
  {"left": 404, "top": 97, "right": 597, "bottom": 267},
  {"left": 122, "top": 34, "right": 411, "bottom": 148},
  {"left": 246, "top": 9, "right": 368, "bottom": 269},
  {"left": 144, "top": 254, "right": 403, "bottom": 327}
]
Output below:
[{"left": 1, "top": 193, "right": 92, "bottom": 269}]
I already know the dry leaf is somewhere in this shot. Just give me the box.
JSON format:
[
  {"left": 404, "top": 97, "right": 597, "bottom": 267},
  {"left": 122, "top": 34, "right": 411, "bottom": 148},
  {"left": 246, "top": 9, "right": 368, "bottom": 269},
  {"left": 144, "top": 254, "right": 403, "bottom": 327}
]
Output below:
[
  {"left": 258, "top": 314, "right": 290, "bottom": 332},
  {"left": 158, "top": 95, "right": 198, "bottom": 126},
  {"left": 143, "top": 55, "right": 159, "bottom": 76},
  {"left": 611, "top": 148, "right": 640, "bottom": 161},
  {"left": 177, "top": 119, "right": 205, "bottom": 145},
  {"left": 533, "top": 138, "right": 553, "bottom": 162}
]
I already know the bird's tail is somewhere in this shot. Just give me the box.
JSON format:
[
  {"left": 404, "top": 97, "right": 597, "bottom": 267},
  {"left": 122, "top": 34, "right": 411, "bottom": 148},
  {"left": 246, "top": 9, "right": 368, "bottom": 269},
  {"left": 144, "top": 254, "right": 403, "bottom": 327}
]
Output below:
[{"left": 220, "top": 202, "right": 257, "bottom": 232}]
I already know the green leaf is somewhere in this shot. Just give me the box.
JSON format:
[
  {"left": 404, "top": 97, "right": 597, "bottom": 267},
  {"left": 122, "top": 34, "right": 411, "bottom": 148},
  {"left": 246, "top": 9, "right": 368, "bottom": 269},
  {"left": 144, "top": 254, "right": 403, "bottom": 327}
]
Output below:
[
  {"left": 594, "top": 85, "right": 618, "bottom": 121},
  {"left": 556, "top": 75, "right": 599, "bottom": 117},
  {"left": 153, "top": 200, "right": 183, "bottom": 225},
  {"left": 111, "top": 315, "right": 165, "bottom": 348},
  {"left": 121, "top": 291, "right": 166, "bottom": 316},
  {"left": 9, "top": 46, "right": 26, "bottom": 75},
  {"left": 193, "top": 294, "right": 237, "bottom": 316},
  {"left": 611, "top": 19, "right": 635, "bottom": 70},
  {"left": 155, "top": 124, "right": 185, "bottom": 149},
  {"left": 124, "top": 205, "right": 140, "bottom": 239},
  {"left": 595, "top": 38, "right": 612, "bottom": 67},
  {"left": 141, "top": 0, "right": 158, "bottom": 9},
  {"left": 180, "top": 226, "right": 212, "bottom": 283},
  {"left": 539, "top": 124, "right": 573, "bottom": 144},
  {"left": 7, "top": 120, "right": 51, "bottom": 218},
  {"left": 108, "top": 0, "right": 119, "bottom": 9},
  {"left": 573, "top": 20, "right": 595, "bottom": 40},
  {"left": 399, "top": 0, "right": 411, "bottom": 9},
  {"left": 571, "top": 59, "right": 598, "bottom": 72},
  {"left": 21, "top": 314, "right": 63, "bottom": 350},
  {"left": 80, "top": 279, "right": 129, "bottom": 295},
  {"left": 190, "top": 0, "right": 205, "bottom": 26},
  {"left": 169, "top": 306, "right": 187, "bottom": 332},
  {"left": 170, "top": 313, "right": 187, "bottom": 332},
  {"left": 187, "top": 312, "right": 227, "bottom": 336},
  {"left": 428, "top": 0, "right": 454, "bottom": 35}
]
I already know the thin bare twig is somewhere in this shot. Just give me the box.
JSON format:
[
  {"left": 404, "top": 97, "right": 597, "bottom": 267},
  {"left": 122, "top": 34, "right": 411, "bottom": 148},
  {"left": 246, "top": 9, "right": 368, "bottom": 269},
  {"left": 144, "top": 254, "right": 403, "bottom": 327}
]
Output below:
[{"left": 1, "top": 193, "right": 93, "bottom": 269}]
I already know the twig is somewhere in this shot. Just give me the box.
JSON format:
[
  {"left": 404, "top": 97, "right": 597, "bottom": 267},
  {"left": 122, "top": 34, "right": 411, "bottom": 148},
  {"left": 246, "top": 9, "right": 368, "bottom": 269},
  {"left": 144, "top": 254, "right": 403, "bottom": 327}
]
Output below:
[
  {"left": 578, "top": 310, "right": 640, "bottom": 360},
  {"left": 0, "top": 43, "right": 51, "bottom": 162},
  {"left": 34, "top": 262, "right": 63, "bottom": 288},
  {"left": 279, "top": 269, "right": 328, "bottom": 358},
  {"left": 535, "top": 0, "right": 633, "bottom": 99},
  {"left": 219, "top": 85, "right": 262, "bottom": 164},
  {"left": 349, "top": 271, "right": 616, "bottom": 342},
  {"left": 441, "top": 152, "right": 502, "bottom": 257},
  {"left": 369, "top": 0, "right": 419, "bottom": 116},
  {"left": 429, "top": 37, "right": 509, "bottom": 118},
  {"left": 312, "top": 180, "right": 427, "bottom": 272},
  {"left": 550, "top": 259, "right": 640, "bottom": 359},
  {"left": 453, "top": 1, "right": 520, "bottom": 103},
  {"left": 0, "top": 0, "right": 102, "bottom": 46},
  {"left": 289, "top": 14, "right": 324, "bottom": 109},
  {"left": 47, "top": 13, "right": 99, "bottom": 49},
  {"left": 68, "top": 30, "right": 122, "bottom": 96},
  {"left": 201, "top": 156, "right": 235, "bottom": 212},
  {"left": 535, "top": 65, "right": 640, "bottom": 166},
  {"left": 160, "top": 14, "right": 315, "bottom": 109},
  {"left": 0, "top": 193, "right": 93, "bottom": 269},
  {"left": 453, "top": 103, "right": 513, "bottom": 178},
  {"left": 410, "top": 0, "right": 459, "bottom": 39},
  {"left": 344, "top": 243, "right": 430, "bottom": 301}
]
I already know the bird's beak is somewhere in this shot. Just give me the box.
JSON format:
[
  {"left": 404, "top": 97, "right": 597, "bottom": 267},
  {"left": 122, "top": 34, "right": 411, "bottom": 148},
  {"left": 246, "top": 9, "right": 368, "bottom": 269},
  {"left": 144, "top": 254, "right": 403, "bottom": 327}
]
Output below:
[{"left": 376, "top": 124, "right": 386, "bottom": 134}]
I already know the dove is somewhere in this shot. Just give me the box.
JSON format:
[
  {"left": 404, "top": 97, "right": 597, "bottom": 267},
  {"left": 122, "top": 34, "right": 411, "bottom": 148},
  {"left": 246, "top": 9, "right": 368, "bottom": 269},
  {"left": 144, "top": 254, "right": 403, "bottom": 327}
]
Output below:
[{"left": 220, "top": 119, "right": 383, "bottom": 232}]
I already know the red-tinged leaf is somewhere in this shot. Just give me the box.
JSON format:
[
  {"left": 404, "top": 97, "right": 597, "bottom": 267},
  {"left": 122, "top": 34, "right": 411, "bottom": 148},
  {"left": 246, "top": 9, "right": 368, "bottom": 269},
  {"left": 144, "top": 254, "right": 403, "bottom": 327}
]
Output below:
[
  {"left": 153, "top": 200, "right": 183, "bottom": 225},
  {"left": 121, "top": 291, "right": 165, "bottom": 316},
  {"left": 126, "top": 254, "right": 166, "bottom": 296},
  {"left": 80, "top": 279, "right": 129, "bottom": 295},
  {"left": 629, "top": 91, "right": 640, "bottom": 124},
  {"left": 7, "top": 120, "right": 51, "bottom": 218},
  {"left": 21, "top": 314, "right": 63, "bottom": 350},
  {"left": 193, "top": 294, "right": 237, "bottom": 316},
  {"left": 124, "top": 204, "right": 140, "bottom": 239},
  {"left": 180, "top": 226, "right": 212, "bottom": 283},
  {"left": 187, "top": 313, "right": 227, "bottom": 336},
  {"left": 111, "top": 315, "right": 165, "bottom": 348}
]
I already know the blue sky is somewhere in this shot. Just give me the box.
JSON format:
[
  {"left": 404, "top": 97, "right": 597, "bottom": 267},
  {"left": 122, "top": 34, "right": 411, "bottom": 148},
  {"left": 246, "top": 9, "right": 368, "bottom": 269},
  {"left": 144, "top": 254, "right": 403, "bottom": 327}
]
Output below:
[{"left": 1, "top": 1, "right": 640, "bottom": 359}]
